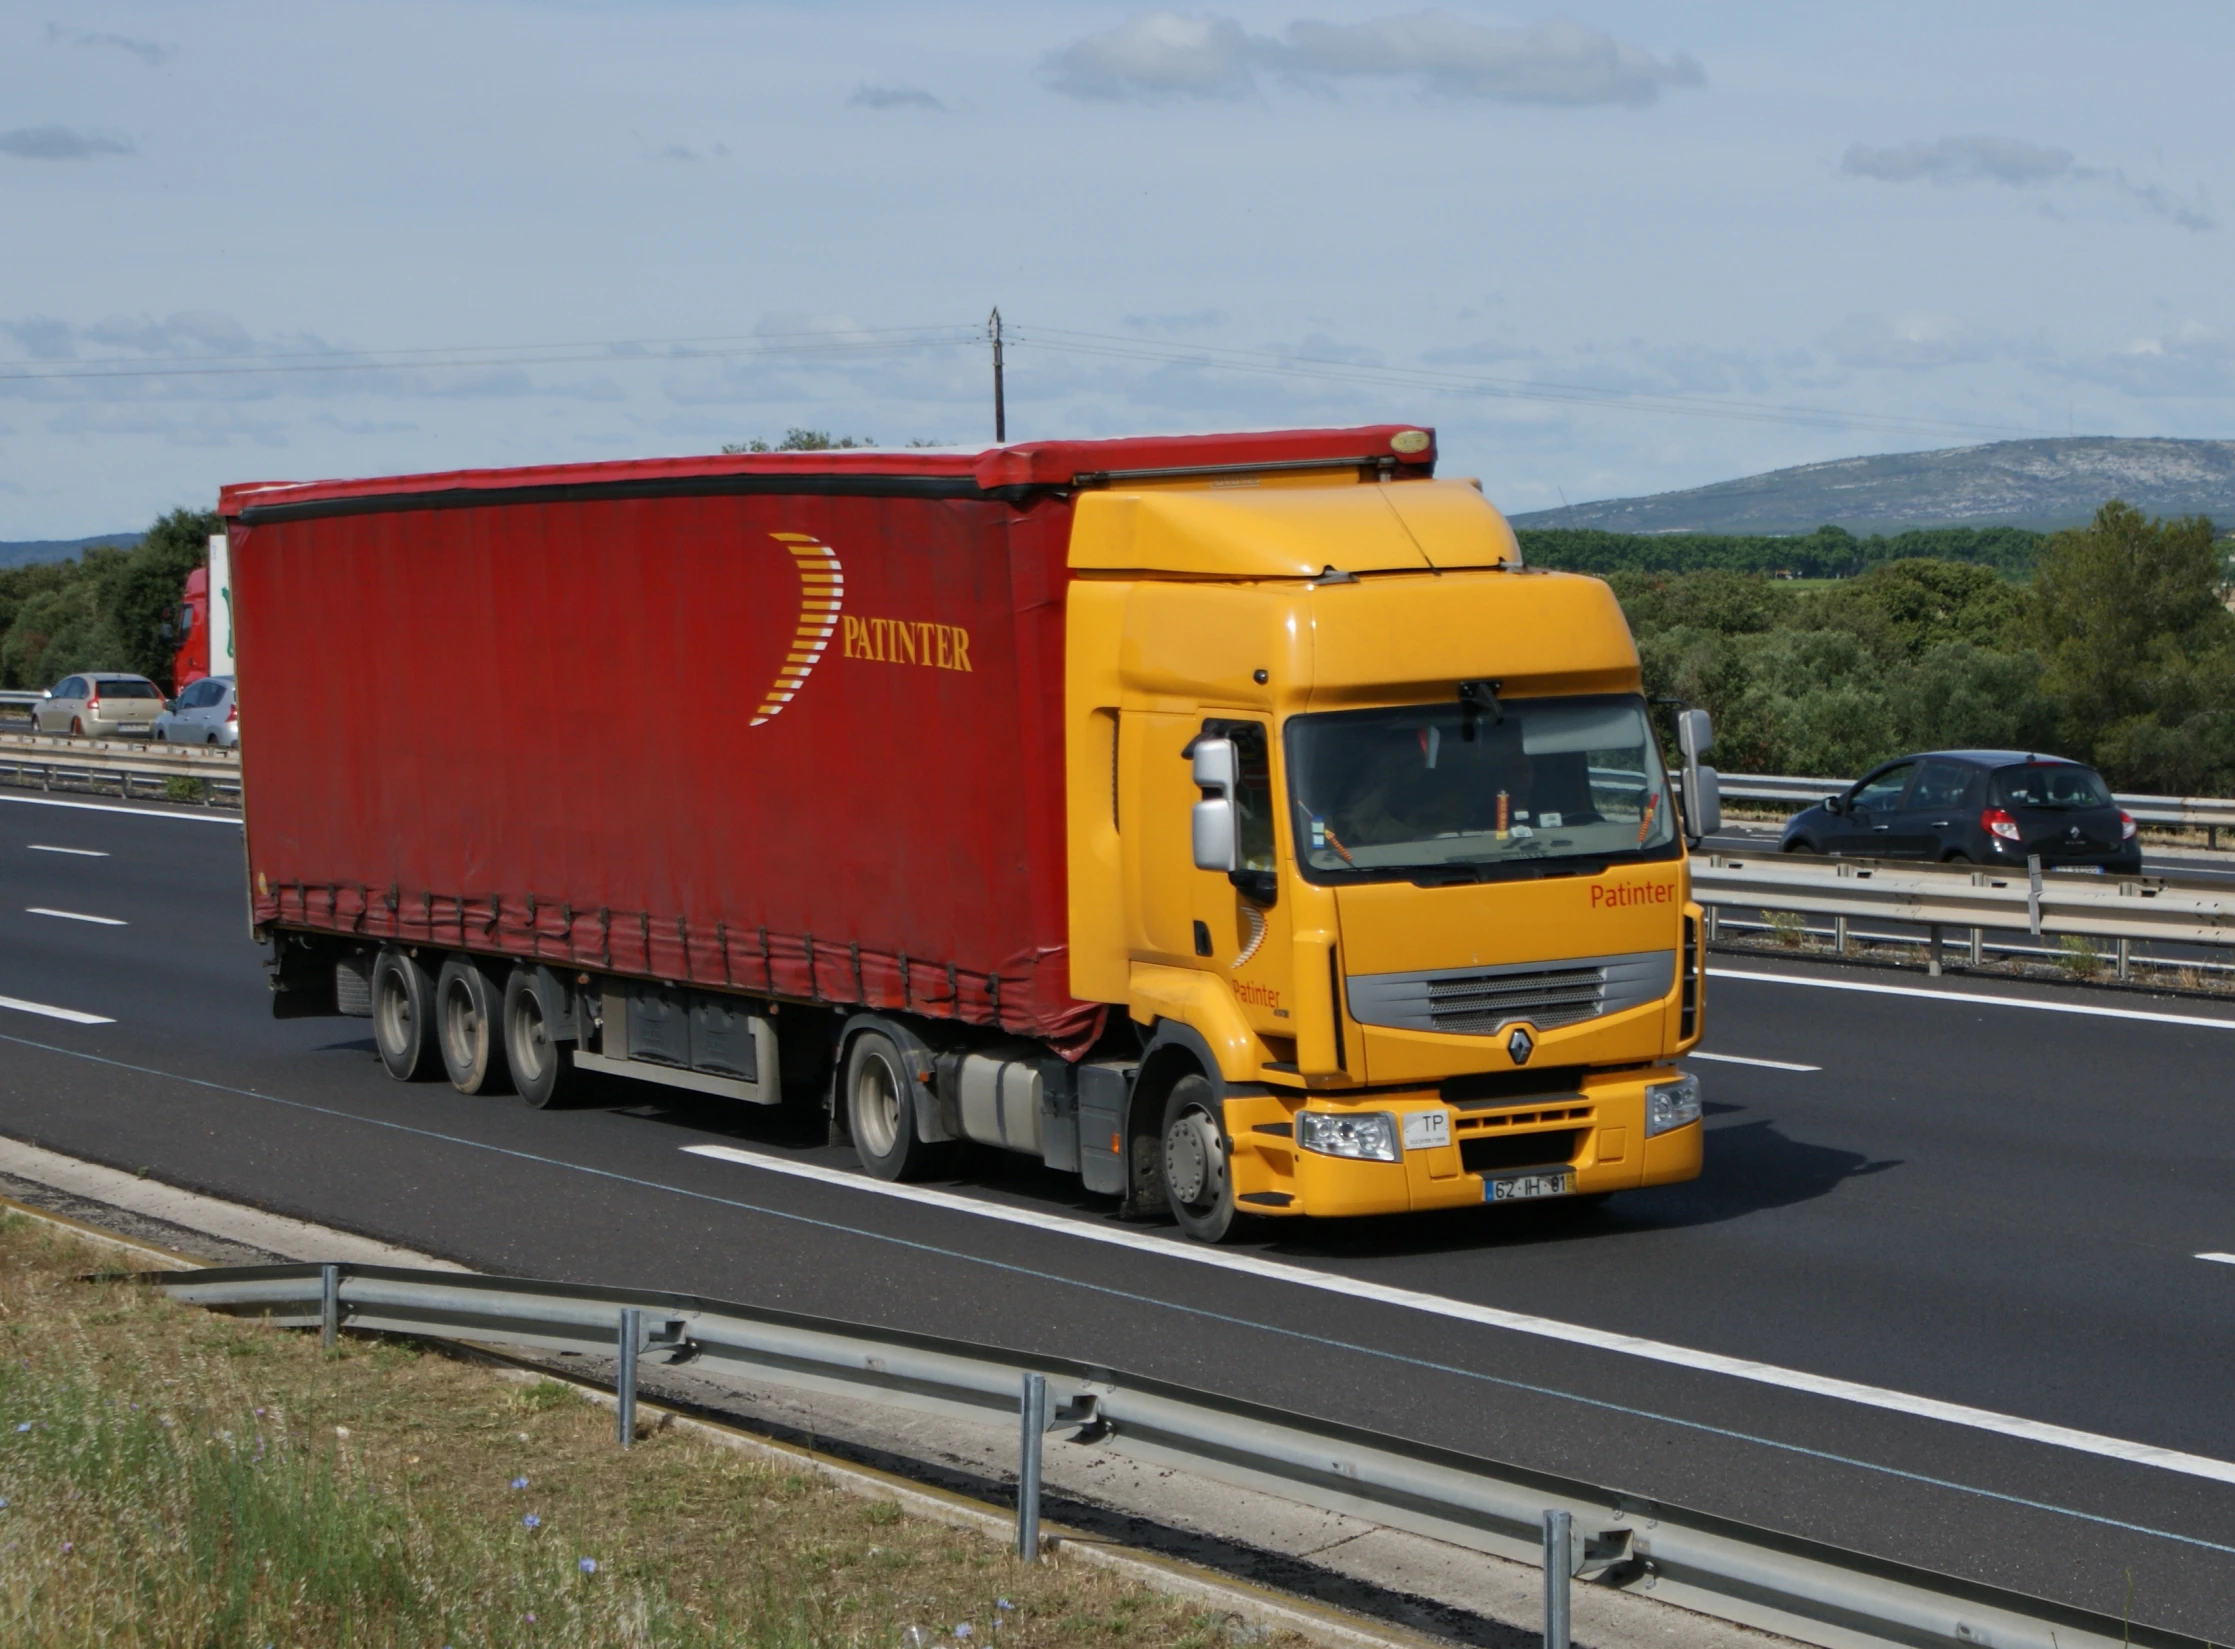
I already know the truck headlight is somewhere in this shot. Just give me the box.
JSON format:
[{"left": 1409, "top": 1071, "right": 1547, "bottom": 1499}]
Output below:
[
  {"left": 1645, "top": 1074, "right": 1701, "bottom": 1136},
  {"left": 1296, "top": 1111, "right": 1400, "bottom": 1162}
]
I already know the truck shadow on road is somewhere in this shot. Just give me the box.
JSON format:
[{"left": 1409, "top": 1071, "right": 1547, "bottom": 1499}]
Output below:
[{"left": 606, "top": 1082, "right": 1899, "bottom": 1264}]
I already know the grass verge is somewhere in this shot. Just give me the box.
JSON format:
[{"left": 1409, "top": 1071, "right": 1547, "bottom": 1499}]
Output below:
[{"left": 0, "top": 1213, "right": 1297, "bottom": 1648}]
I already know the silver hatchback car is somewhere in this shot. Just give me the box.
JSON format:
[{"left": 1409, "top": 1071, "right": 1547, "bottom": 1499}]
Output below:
[
  {"left": 155, "top": 675, "right": 239, "bottom": 748},
  {"left": 32, "top": 672, "right": 166, "bottom": 738}
]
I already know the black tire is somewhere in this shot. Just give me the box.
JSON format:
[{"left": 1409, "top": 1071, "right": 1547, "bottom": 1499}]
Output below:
[
  {"left": 68, "top": 717, "right": 82, "bottom": 738},
  {"left": 503, "top": 967, "right": 577, "bottom": 1109},
  {"left": 370, "top": 947, "right": 438, "bottom": 1081},
  {"left": 1782, "top": 840, "right": 1818, "bottom": 855},
  {"left": 845, "top": 1030, "right": 933, "bottom": 1180},
  {"left": 435, "top": 956, "right": 512, "bottom": 1095},
  {"left": 1161, "top": 1074, "right": 1242, "bottom": 1243},
  {"left": 1942, "top": 850, "right": 1974, "bottom": 864}
]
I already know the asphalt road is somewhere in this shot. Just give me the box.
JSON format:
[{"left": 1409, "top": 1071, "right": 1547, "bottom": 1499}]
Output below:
[{"left": 3, "top": 792, "right": 2234, "bottom": 1636}]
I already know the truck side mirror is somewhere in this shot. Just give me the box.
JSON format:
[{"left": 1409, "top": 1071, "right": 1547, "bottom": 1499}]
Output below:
[
  {"left": 1674, "top": 710, "right": 1717, "bottom": 842},
  {"left": 1684, "top": 765, "right": 1721, "bottom": 838},
  {"left": 1190, "top": 737, "right": 1240, "bottom": 873}
]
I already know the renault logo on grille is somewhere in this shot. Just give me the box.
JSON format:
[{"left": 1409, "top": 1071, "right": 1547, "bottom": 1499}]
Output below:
[{"left": 1507, "top": 1026, "right": 1535, "bottom": 1065}]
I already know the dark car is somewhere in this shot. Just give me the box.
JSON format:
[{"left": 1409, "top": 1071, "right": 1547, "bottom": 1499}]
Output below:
[{"left": 1779, "top": 750, "right": 2140, "bottom": 874}]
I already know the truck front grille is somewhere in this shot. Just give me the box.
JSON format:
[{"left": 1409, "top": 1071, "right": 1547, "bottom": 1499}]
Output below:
[
  {"left": 1346, "top": 949, "right": 1675, "bottom": 1039},
  {"left": 1425, "top": 965, "right": 1604, "bottom": 1033}
]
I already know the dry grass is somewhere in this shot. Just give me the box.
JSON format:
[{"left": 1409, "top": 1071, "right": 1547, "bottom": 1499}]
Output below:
[{"left": 0, "top": 1214, "right": 1296, "bottom": 1649}]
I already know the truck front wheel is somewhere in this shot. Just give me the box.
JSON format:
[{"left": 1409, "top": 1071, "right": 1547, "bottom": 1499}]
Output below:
[
  {"left": 846, "top": 1031, "right": 932, "bottom": 1181},
  {"left": 1162, "top": 1075, "right": 1240, "bottom": 1243},
  {"left": 503, "top": 967, "right": 576, "bottom": 1110},
  {"left": 435, "top": 957, "right": 513, "bottom": 1096},
  {"left": 370, "top": 948, "right": 437, "bottom": 1081}
]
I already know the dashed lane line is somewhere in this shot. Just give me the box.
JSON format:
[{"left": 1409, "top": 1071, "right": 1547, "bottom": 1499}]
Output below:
[
  {"left": 1710, "top": 967, "right": 2235, "bottom": 1031},
  {"left": 2199, "top": 1253, "right": 2235, "bottom": 1266},
  {"left": 26, "top": 907, "right": 126, "bottom": 926},
  {"left": 683, "top": 1141, "right": 2235, "bottom": 1490},
  {"left": 26, "top": 845, "right": 109, "bottom": 857}
]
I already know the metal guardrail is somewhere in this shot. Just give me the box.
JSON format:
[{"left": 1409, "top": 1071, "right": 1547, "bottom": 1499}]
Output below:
[
  {"left": 149, "top": 1261, "right": 2207, "bottom": 1649},
  {"left": 0, "top": 728, "right": 239, "bottom": 806},
  {"left": 1692, "top": 852, "right": 2235, "bottom": 979},
  {"left": 1715, "top": 772, "right": 2235, "bottom": 831}
]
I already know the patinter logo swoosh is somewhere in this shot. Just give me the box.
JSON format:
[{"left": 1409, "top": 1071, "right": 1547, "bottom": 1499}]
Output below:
[{"left": 751, "top": 533, "right": 844, "bottom": 727}]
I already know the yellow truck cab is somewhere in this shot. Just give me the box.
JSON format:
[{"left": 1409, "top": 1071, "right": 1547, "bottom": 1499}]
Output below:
[{"left": 1064, "top": 468, "right": 1713, "bottom": 1239}]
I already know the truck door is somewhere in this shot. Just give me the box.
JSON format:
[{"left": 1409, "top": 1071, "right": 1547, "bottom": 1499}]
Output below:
[{"left": 1192, "top": 717, "right": 1298, "bottom": 1063}]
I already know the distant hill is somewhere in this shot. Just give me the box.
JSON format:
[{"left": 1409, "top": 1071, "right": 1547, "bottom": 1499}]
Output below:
[
  {"left": 0, "top": 534, "right": 142, "bottom": 570},
  {"left": 1508, "top": 437, "right": 2235, "bottom": 536}
]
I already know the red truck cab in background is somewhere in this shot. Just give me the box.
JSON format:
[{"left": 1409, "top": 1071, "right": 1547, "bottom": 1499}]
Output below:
[{"left": 169, "top": 565, "right": 211, "bottom": 691}]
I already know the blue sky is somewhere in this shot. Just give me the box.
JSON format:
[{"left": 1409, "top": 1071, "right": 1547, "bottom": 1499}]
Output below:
[{"left": 2, "top": 1, "right": 2230, "bottom": 536}]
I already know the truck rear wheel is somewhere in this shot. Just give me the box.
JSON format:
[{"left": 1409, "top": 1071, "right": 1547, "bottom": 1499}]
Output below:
[
  {"left": 435, "top": 956, "right": 513, "bottom": 1095},
  {"left": 1162, "top": 1075, "right": 1240, "bottom": 1243},
  {"left": 370, "top": 948, "right": 437, "bottom": 1081},
  {"left": 846, "top": 1030, "right": 932, "bottom": 1181},
  {"left": 503, "top": 967, "right": 576, "bottom": 1110}
]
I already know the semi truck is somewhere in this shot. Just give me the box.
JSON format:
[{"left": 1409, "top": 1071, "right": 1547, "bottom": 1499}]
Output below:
[{"left": 222, "top": 423, "right": 1719, "bottom": 1241}]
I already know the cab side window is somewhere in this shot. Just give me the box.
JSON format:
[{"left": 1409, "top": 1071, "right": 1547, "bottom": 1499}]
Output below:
[
  {"left": 1200, "top": 718, "right": 1275, "bottom": 872},
  {"left": 1850, "top": 763, "right": 1914, "bottom": 814}
]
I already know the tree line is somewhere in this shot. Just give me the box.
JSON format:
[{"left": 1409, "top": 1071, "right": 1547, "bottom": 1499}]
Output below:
[
  {"left": 1521, "top": 523, "right": 2046, "bottom": 580},
  {"left": 1620, "top": 501, "right": 2235, "bottom": 794},
  {"left": 0, "top": 509, "right": 216, "bottom": 693}
]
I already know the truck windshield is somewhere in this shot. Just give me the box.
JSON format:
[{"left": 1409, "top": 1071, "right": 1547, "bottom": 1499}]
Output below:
[{"left": 1284, "top": 694, "right": 1677, "bottom": 883}]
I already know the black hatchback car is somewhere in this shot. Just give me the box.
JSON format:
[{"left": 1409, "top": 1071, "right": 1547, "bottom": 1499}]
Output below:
[{"left": 1779, "top": 750, "right": 2140, "bottom": 874}]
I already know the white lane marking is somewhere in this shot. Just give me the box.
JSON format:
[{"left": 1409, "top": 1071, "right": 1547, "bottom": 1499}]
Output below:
[
  {"left": 27, "top": 844, "right": 109, "bottom": 857},
  {"left": 684, "top": 1141, "right": 2235, "bottom": 1487},
  {"left": 0, "top": 994, "right": 113, "bottom": 1025},
  {"left": 1710, "top": 968, "right": 2235, "bottom": 1032},
  {"left": 0, "top": 795, "right": 239, "bottom": 825},
  {"left": 1688, "top": 1051, "right": 1822, "bottom": 1072},
  {"left": 25, "top": 907, "right": 126, "bottom": 926},
  {"left": 2198, "top": 1253, "right": 2235, "bottom": 1266}
]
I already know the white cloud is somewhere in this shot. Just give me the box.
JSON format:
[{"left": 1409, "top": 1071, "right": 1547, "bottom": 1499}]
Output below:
[
  {"left": 1042, "top": 12, "right": 1257, "bottom": 101},
  {"left": 849, "top": 84, "right": 949, "bottom": 112},
  {"left": 1041, "top": 10, "right": 1700, "bottom": 106},
  {"left": 1843, "top": 134, "right": 2212, "bottom": 232},
  {"left": 45, "top": 23, "right": 176, "bottom": 69},
  {"left": 1842, "top": 135, "right": 2072, "bottom": 187},
  {"left": 1823, "top": 311, "right": 1997, "bottom": 371},
  {"left": 0, "top": 125, "right": 135, "bottom": 161},
  {"left": 1277, "top": 13, "right": 1702, "bottom": 106}
]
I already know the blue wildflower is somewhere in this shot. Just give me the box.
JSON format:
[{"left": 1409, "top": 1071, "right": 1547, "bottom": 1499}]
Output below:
[
  {"left": 580, "top": 1557, "right": 598, "bottom": 1574},
  {"left": 511, "top": 1475, "right": 530, "bottom": 1490},
  {"left": 523, "top": 1513, "right": 541, "bottom": 1529}
]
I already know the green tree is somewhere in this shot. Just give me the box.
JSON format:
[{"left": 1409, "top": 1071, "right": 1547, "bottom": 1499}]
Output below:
[
  {"left": 722, "top": 428, "right": 876, "bottom": 454},
  {"left": 2029, "top": 500, "right": 2234, "bottom": 785}
]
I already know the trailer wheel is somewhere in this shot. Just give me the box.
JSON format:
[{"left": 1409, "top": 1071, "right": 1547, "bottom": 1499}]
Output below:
[
  {"left": 845, "top": 1030, "right": 931, "bottom": 1181},
  {"left": 370, "top": 948, "right": 438, "bottom": 1081},
  {"left": 1161, "top": 1075, "right": 1241, "bottom": 1243},
  {"left": 435, "top": 956, "right": 513, "bottom": 1095},
  {"left": 503, "top": 967, "right": 577, "bottom": 1109}
]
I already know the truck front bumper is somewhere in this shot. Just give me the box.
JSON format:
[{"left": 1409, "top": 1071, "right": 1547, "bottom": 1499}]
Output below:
[{"left": 1225, "top": 1067, "right": 1701, "bottom": 1218}]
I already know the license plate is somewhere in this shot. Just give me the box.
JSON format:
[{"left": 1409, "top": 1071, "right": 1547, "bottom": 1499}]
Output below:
[
  {"left": 1488, "top": 1171, "right": 1574, "bottom": 1203},
  {"left": 118, "top": 723, "right": 149, "bottom": 733}
]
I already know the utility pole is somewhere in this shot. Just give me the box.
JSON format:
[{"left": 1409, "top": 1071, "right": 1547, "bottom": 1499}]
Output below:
[{"left": 989, "top": 307, "right": 1006, "bottom": 443}]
